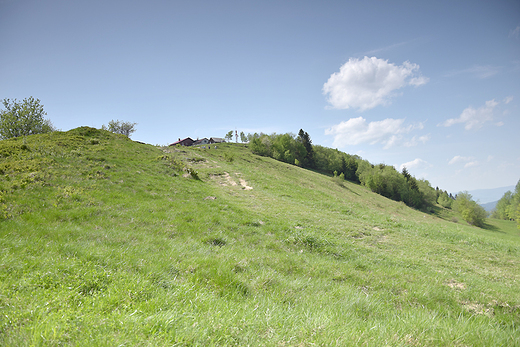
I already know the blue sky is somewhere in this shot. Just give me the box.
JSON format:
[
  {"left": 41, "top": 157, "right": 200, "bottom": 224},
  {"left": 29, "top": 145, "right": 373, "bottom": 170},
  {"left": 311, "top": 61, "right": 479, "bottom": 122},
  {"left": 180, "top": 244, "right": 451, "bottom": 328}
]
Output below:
[{"left": 1, "top": 0, "right": 519, "bottom": 193}]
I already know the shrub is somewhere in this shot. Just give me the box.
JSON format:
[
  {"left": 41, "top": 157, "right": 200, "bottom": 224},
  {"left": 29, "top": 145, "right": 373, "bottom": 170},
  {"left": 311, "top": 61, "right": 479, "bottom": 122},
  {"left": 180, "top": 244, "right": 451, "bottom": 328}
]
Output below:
[
  {"left": 185, "top": 167, "right": 200, "bottom": 180},
  {"left": 438, "top": 191, "right": 453, "bottom": 209},
  {"left": 0, "top": 97, "right": 56, "bottom": 139},
  {"left": 224, "top": 153, "right": 234, "bottom": 162},
  {"left": 102, "top": 120, "right": 137, "bottom": 137},
  {"left": 332, "top": 173, "right": 345, "bottom": 187},
  {"left": 453, "top": 191, "right": 487, "bottom": 227}
]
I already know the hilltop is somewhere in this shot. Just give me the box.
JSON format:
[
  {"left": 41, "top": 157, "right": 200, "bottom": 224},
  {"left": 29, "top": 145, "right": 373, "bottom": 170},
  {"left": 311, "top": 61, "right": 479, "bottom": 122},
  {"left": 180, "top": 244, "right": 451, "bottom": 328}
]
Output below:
[{"left": 0, "top": 127, "right": 519, "bottom": 346}]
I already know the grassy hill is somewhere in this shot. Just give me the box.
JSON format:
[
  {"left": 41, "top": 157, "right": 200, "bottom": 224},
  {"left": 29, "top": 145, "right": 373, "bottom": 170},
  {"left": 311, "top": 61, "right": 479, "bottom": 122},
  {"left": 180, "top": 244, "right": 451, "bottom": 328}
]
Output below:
[{"left": 1, "top": 127, "right": 519, "bottom": 346}]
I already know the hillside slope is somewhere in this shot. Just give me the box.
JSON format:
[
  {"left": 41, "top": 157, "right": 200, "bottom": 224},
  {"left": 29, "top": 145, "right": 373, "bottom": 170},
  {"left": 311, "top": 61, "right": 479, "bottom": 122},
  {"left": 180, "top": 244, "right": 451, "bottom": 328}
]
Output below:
[{"left": 1, "top": 127, "right": 519, "bottom": 346}]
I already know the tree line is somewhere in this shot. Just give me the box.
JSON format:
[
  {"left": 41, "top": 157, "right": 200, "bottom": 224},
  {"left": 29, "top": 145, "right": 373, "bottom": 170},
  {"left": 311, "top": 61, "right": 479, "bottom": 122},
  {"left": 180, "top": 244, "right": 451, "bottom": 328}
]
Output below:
[
  {"left": 491, "top": 180, "right": 520, "bottom": 229},
  {"left": 247, "top": 130, "right": 443, "bottom": 210},
  {"left": 246, "top": 130, "right": 490, "bottom": 228}
]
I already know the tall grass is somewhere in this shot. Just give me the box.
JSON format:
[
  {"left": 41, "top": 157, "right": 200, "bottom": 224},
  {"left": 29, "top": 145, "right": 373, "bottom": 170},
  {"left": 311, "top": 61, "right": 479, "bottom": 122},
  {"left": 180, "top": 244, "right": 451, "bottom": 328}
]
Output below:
[{"left": 0, "top": 128, "right": 518, "bottom": 345}]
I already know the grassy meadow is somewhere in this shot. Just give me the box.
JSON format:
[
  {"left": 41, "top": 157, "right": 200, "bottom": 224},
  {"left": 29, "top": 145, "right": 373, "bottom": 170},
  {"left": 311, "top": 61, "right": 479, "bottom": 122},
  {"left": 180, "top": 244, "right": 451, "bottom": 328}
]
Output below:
[{"left": 0, "top": 127, "right": 519, "bottom": 346}]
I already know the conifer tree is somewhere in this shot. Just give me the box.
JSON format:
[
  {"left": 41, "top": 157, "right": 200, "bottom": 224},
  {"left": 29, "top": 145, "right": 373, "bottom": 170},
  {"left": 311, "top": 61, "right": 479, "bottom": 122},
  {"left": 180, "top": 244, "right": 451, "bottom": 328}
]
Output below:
[{"left": 297, "top": 129, "right": 315, "bottom": 168}]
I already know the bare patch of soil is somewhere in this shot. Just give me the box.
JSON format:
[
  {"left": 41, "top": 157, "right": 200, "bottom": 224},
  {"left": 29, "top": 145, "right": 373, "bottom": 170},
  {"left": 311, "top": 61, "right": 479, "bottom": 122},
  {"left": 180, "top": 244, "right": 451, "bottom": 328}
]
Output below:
[
  {"left": 224, "top": 172, "right": 238, "bottom": 186},
  {"left": 445, "top": 279, "right": 466, "bottom": 290},
  {"left": 461, "top": 301, "right": 494, "bottom": 316},
  {"left": 239, "top": 178, "right": 253, "bottom": 190},
  {"left": 210, "top": 172, "right": 252, "bottom": 190}
]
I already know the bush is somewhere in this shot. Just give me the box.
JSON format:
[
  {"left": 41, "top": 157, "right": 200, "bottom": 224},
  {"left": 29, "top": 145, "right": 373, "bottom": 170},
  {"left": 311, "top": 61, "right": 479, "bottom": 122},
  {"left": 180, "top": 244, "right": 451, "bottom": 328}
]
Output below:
[
  {"left": 185, "top": 167, "right": 200, "bottom": 180},
  {"left": 438, "top": 191, "right": 453, "bottom": 209},
  {"left": 102, "top": 120, "right": 137, "bottom": 137},
  {"left": 224, "top": 153, "right": 234, "bottom": 162},
  {"left": 332, "top": 172, "right": 345, "bottom": 187},
  {"left": 453, "top": 191, "right": 487, "bottom": 227},
  {"left": 0, "top": 97, "right": 56, "bottom": 139}
]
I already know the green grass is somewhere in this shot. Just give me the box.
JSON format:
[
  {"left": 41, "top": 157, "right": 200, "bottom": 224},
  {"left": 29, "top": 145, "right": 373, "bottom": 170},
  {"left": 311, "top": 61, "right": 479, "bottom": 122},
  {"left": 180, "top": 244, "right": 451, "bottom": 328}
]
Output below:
[{"left": 1, "top": 127, "right": 519, "bottom": 346}]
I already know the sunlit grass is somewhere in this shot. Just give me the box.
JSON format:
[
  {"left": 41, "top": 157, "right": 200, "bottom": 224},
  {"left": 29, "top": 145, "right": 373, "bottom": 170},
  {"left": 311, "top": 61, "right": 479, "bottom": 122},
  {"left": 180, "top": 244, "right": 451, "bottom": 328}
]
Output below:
[{"left": 0, "top": 128, "right": 518, "bottom": 345}]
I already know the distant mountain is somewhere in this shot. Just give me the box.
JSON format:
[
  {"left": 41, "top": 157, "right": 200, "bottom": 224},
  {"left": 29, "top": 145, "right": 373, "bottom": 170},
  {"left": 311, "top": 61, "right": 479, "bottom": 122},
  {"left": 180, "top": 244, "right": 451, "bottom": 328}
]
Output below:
[
  {"left": 480, "top": 200, "right": 498, "bottom": 212},
  {"left": 464, "top": 185, "right": 515, "bottom": 204}
]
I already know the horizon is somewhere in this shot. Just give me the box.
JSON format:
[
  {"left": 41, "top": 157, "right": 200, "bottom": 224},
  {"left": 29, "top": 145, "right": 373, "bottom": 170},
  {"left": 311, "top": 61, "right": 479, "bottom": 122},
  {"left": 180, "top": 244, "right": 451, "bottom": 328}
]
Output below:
[{"left": 1, "top": 0, "right": 519, "bottom": 193}]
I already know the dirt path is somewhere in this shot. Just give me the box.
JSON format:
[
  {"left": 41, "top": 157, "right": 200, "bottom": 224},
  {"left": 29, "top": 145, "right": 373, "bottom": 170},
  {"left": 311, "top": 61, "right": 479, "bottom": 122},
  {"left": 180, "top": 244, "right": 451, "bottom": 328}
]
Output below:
[{"left": 214, "top": 172, "right": 252, "bottom": 190}]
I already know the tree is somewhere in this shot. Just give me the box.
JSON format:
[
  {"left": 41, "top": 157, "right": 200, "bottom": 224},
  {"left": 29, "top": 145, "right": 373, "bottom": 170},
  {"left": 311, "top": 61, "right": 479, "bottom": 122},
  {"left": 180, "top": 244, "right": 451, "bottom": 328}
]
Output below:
[
  {"left": 225, "top": 130, "right": 233, "bottom": 142},
  {"left": 102, "top": 120, "right": 137, "bottom": 137},
  {"left": 340, "top": 156, "right": 347, "bottom": 177},
  {"left": 344, "top": 156, "right": 359, "bottom": 182},
  {"left": 240, "top": 131, "right": 247, "bottom": 143},
  {"left": 0, "top": 97, "right": 56, "bottom": 139},
  {"left": 517, "top": 204, "right": 520, "bottom": 230},
  {"left": 401, "top": 167, "right": 411, "bottom": 181},
  {"left": 416, "top": 179, "right": 437, "bottom": 206},
  {"left": 297, "top": 129, "right": 315, "bottom": 168},
  {"left": 249, "top": 134, "right": 271, "bottom": 156},
  {"left": 438, "top": 191, "right": 453, "bottom": 209},
  {"left": 492, "top": 180, "right": 520, "bottom": 224},
  {"left": 453, "top": 191, "right": 487, "bottom": 227},
  {"left": 492, "top": 191, "right": 513, "bottom": 220}
]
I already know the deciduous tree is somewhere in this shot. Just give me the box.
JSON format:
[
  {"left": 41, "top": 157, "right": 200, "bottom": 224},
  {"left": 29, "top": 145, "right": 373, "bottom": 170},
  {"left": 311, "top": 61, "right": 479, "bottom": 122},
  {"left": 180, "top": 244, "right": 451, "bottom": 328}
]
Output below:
[
  {"left": 438, "top": 191, "right": 453, "bottom": 209},
  {"left": 225, "top": 130, "right": 233, "bottom": 142},
  {"left": 0, "top": 97, "right": 55, "bottom": 139},
  {"left": 102, "top": 120, "right": 137, "bottom": 137},
  {"left": 492, "top": 180, "right": 520, "bottom": 226},
  {"left": 454, "top": 191, "right": 487, "bottom": 227}
]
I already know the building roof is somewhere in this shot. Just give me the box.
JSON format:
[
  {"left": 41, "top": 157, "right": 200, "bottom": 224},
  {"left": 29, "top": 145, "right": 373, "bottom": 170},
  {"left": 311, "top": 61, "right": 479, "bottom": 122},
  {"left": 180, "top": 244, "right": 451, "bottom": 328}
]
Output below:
[
  {"left": 192, "top": 138, "right": 209, "bottom": 145},
  {"left": 169, "top": 137, "right": 194, "bottom": 146},
  {"left": 209, "top": 137, "right": 225, "bottom": 143}
]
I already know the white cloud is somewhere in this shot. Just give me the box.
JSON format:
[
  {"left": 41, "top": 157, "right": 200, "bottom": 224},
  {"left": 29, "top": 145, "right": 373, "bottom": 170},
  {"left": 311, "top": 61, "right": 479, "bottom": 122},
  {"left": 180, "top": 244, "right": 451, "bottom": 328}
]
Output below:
[
  {"left": 448, "top": 155, "right": 474, "bottom": 165},
  {"left": 467, "top": 65, "right": 501, "bottom": 79},
  {"left": 448, "top": 156, "right": 479, "bottom": 168},
  {"left": 418, "top": 134, "right": 430, "bottom": 142},
  {"left": 504, "top": 96, "right": 514, "bottom": 104},
  {"left": 509, "top": 26, "right": 520, "bottom": 39},
  {"left": 325, "top": 116, "right": 424, "bottom": 149},
  {"left": 403, "top": 134, "right": 431, "bottom": 147},
  {"left": 363, "top": 40, "right": 412, "bottom": 55},
  {"left": 447, "top": 65, "right": 502, "bottom": 79},
  {"left": 439, "top": 99, "right": 499, "bottom": 130},
  {"left": 399, "top": 158, "right": 432, "bottom": 172},
  {"left": 322, "top": 56, "right": 428, "bottom": 111}
]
